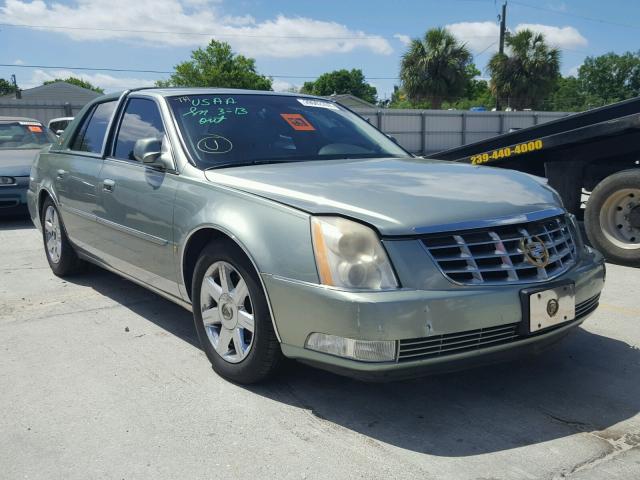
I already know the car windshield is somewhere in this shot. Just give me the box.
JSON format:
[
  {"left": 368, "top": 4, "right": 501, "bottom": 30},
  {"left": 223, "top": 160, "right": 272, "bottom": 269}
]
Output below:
[
  {"left": 0, "top": 122, "right": 56, "bottom": 150},
  {"left": 167, "top": 94, "right": 410, "bottom": 169}
]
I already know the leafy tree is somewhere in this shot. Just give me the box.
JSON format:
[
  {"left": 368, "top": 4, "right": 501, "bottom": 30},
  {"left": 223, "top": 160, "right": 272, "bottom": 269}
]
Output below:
[
  {"left": 549, "top": 76, "right": 586, "bottom": 111},
  {"left": 0, "top": 78, "right": 18, "bottom": 96},
  {"left": 44, "top": 77, "right": 104, "bottom": 94},
  {"left": 399, "top": 27, "right": 473, "bottom": 109},
  {"left": 443, "top": 64, "right": 495, "bottom": 110},
  {"left": 488, "top": 29, "right": 560, "bottom": 110},
  {"left": 300, "top": 69, "right": 377, "bottom": 104},
  {"left": 577, "top": 51, "right": 640, "bottom": 105},
  {"left": 157, "top": 40, "right": 272, "bottom": 90}
]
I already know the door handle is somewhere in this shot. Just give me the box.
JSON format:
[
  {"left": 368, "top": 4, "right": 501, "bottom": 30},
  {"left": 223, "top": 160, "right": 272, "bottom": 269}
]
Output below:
[
  {"left": 103, "top": 179, "right": 115, "bottom": 193},
  {"left": 56, "top": 169, "right": 66, "bottom": 179}
]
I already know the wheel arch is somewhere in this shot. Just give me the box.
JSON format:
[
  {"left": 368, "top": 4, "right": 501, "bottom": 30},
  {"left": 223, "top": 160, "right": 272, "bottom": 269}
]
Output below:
[{"left": 180, "top": 224, "right": 282, "bottom": 342}]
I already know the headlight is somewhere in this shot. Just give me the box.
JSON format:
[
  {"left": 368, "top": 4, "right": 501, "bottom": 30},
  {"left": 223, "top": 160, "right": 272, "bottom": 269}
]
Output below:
[
  {"left": 311, "top": 216, "right": 398, "bottom": 290},
  {"left": 0, "top": 176, "right": 16, "bottom": 185}
]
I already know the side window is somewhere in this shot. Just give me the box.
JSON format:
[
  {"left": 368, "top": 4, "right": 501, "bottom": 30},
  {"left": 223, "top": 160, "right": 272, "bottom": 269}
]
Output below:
[
  {"left": 114, "top": 98, "right": 165, "bottom": 161},
  {"left": 71, "top": 101, "right": 116, "bottom": 153}
]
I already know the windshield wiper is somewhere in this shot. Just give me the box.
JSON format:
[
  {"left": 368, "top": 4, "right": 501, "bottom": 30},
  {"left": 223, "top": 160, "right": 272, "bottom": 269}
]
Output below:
[{"left": 205, "top": 159, "right": 296, "bottom": 170}]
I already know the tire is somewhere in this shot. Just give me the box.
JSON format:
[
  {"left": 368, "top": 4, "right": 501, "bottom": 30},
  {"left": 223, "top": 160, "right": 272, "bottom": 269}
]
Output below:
[
  {"left": 192, "top": 239, "right": 282, "bottom": 384},
  {"left": 584, "top": 169, "right": 640, "bottom": 266},
  {"left": 41, "top": 197, "right": 86, "bottom": 276}
]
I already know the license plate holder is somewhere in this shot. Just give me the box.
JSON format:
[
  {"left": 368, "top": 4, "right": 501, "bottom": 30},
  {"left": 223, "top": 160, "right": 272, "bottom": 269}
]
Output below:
[{"left": 519, "top": 282, "right": 576, "bottom": 335}]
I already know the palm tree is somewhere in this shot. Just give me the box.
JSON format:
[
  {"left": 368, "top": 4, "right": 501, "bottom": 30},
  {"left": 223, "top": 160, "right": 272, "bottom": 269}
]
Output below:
[
  {"left": 488, "top": 30, "right": 560, "bottom": 110},
  {"left": 399, "top": 28, "right": 472, "bottom": 109}
]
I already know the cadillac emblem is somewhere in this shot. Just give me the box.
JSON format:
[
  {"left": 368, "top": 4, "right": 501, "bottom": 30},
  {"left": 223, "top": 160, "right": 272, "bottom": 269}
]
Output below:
[
  {"left": 520, "top": 235, "right": 550, "bottom": 268},
  {"left": 546, "top": 298, "right": 560, "bottom": 317}
]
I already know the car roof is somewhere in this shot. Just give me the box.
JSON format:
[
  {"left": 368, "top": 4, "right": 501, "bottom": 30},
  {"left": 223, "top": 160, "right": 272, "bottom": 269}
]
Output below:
[{"left": 0, "top": 116, "right": 42, "bottom": 124}]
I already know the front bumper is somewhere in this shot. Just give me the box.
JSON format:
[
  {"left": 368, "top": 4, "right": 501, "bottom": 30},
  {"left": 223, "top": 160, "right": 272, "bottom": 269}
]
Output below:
[
  {"left": 262, "top": 248, "right": 605, "bottom": 380},
  {"left": 0, "top": 177, "right": 29, "bottom": 216}
]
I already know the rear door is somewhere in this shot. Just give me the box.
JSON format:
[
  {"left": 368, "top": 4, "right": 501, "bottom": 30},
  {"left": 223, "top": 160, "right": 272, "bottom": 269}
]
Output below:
[
  {"left": 97, "top": 96, "right": 180, "bottom": 296},
  {"left": 53, "top": 100, "right": 117, "bottom": 256}
]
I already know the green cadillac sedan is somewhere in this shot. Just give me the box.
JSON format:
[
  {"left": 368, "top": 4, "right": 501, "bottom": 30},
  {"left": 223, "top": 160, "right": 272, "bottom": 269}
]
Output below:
[{"left": 27, "top": 88, "right": 605, "bottom": 383}]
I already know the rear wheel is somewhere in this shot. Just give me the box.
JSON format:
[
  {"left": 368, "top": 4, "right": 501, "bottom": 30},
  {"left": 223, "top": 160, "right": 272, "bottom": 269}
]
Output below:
[
  {"left": 41, "top": 198, "right": 85, "bottom": 276},
  {"left": 585, "top": 170, "right": 640, "bottom": 266},
  {"left": 192, "top": 239, "right": 282, "bottom": 384}
]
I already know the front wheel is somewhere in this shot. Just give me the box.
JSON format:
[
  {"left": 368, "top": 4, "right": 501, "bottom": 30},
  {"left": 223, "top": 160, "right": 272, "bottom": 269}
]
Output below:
[
  {"left": 192, "top": 239, "right": 282, "bottom": 384},
  {"left": 585, "top": 169, "right": 640, "bottom": 266}
]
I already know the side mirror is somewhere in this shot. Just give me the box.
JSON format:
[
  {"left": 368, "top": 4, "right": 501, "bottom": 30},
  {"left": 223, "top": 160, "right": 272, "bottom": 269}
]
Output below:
[
  {"left": 133, "top": 137, "right": 172, "bottom": 170},
  {"left": 133, "top": 137, "right": 161, "bottom": 163}
]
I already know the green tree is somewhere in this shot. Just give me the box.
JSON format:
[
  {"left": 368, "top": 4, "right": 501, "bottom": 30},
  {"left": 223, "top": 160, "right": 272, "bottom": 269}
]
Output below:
[
  {"left": 443, "top": 64, "right": 495, "bottom": 110},
  {"left": 43, "top": 76, "right": 104, "bottom": 94},
  {"left": 157, "top": 40, "right": 272, "bottom": 90},
  {"left": 549, "top": 76, "right": 586, "bottom": 111},
  {"left": 0, "top": 78, "right": 18, "bottom": 96},
  {"left": 577, "top": 51, "right": 640, "bottom": 105},
  {"left": 399, "top": 27, "right": 473, "bottom": 109},
  {"left": 488, "top": 29, "right": 560, "bottom": 110},
  {"left": 300, "top": 69, "right": 377, "bottom": 104}
]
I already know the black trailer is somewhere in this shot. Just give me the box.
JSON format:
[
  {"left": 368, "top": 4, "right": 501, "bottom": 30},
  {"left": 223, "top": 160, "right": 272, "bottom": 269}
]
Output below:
[{"left": 430, "top": 97, "right": 640, "bottom": 266}]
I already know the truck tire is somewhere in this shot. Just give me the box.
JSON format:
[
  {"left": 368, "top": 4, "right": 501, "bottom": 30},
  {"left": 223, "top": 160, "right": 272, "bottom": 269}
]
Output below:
[{"left": 585, "top": 169, "right": 640, "bottom": 266}]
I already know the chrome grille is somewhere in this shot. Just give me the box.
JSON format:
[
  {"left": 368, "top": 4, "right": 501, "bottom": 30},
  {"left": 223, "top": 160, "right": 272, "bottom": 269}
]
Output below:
[
  {"left": 576, "top": 293, "right": 600, "bottom": 318},
  {"left": 397, "top": 294, "right": 600, "bottom": 362},
  {"left": 421, "top": 215, "right": 577, "bottom": 285}
]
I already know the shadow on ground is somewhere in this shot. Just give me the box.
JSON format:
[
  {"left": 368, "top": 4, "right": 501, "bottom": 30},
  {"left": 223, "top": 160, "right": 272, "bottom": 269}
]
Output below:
[
  {"left": 0, "top": 216, "right": 34, "bottom": 231},
  {"left": 63, "top": 262, "right": 640, "bottom": 458}
]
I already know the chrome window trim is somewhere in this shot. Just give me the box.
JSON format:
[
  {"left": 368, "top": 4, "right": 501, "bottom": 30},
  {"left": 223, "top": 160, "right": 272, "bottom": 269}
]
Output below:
[{"left": 66, "top": 97, "right": 121, "bottom": 156}]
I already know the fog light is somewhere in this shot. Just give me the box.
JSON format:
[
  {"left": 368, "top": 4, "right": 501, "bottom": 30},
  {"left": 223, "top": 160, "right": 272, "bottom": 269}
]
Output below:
[
  {"left": 0, "top": 176, "right": 16, "bottom": 185},
  {"left": 305, "top": 333, "right": 396, "bottom": 362}
]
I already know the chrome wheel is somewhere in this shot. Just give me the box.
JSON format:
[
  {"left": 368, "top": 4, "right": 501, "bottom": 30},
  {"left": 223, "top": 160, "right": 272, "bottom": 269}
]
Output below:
[
  {"left": 199, "top": 261, "right": 255, "bottom": 364},
  {"left": 44, "top": 205, "right": 62, "bottom": 264},
  {"left": 600, "top": 188, "right": 640, "bottom": 249}
]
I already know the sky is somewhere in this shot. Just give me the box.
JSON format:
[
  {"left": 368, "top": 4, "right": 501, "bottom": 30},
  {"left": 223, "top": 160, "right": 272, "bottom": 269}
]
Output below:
[{"left": 0, "top": 0, "right": 638, "bottom": 101}]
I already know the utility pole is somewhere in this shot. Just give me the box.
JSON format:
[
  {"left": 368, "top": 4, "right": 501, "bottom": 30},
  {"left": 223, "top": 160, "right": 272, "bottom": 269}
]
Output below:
[
  {"left": 10, "top": 74, "right": 21, "bottom": 99},
  {"left": 496, "top": 1, "right": 507, "bottom": 111}
]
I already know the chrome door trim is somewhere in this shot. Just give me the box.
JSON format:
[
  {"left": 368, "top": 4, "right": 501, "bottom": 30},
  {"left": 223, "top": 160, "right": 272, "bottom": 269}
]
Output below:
[
  {"left": 96, "top": 215, "right": 169, "bottom": 246},
  {"left": 60, "top": 203, "right": 97, "bottom": 222}
]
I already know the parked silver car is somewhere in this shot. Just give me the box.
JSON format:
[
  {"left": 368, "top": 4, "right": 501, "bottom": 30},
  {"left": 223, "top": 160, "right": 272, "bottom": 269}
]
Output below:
[
  {"left": 28, "top": 89, "right": 606, "bottom": 383},
  {"left": 1, "top": 116, "right": 56, "bottom": 215}
]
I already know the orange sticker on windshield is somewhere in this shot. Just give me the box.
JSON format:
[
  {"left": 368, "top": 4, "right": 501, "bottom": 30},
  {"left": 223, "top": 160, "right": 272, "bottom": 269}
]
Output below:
[
  {"left": 28, "top": 125, "right": 43, "bottom": 132},
  {"left": 280, "top": 113, "right": 315, "bottom": 131}
]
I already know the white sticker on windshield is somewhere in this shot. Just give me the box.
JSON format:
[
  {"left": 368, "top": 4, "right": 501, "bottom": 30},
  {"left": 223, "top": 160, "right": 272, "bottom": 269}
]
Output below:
[{"left": 297, "top": 98, "right": 340, "bottom": 110}]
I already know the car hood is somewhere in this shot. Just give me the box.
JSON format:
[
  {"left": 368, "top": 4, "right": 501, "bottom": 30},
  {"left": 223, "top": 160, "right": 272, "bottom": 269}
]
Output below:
[
  {"left": 0, "top": 148, "right": 40, "bottom": 177},
  {"left": 204, "top": 157, "right": 563, "bottom": 236}
]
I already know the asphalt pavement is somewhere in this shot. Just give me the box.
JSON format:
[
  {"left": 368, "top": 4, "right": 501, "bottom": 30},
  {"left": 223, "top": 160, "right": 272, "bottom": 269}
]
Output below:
[{"left": 1, "top": 216, "right": 639, "bottom": 480}]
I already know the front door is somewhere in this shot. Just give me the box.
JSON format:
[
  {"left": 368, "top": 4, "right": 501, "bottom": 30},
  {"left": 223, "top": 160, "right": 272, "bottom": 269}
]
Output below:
[{"left": 97, "top": 96, "right": 179, "bottom": 297}]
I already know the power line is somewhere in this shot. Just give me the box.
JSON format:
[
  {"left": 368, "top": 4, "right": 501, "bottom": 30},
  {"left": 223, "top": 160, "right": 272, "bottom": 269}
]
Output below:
[
  {"left": 0, "top": 22, "right": 391, "bottom": 40},
  {"left": 0, "top": 62, "right": 401, "bottom": 80},
  {"left": 0, "top": 21, "right": 508, "bottom": 41},
  {"left": 510, "top": 0, "right": 640, "bottom": 30}
]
